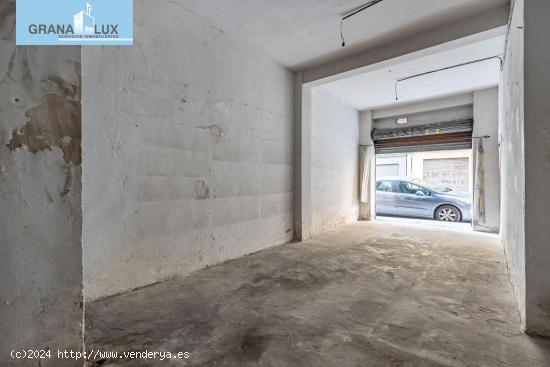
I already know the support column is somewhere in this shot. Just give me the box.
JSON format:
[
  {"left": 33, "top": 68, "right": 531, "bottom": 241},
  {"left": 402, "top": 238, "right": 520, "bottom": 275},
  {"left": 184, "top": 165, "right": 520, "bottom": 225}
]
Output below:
[
  {"left": 294, "top": 73, "right": 311, "bottom": 240},
  {"left": 524, "top": 0, "right": 550, "bottom": 337},
  {"left": 359, "top": 111, "right": 375, "bottom": 220},
  {"left": 472, "top": 88, "right": 500, "bottom": 233}
]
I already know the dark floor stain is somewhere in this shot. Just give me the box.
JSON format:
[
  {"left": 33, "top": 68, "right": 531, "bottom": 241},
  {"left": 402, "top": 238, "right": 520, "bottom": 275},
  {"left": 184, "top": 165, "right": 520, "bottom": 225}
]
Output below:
[
  {"left": 90, "top": 359, "right": 109, "bottom": 367},
  {"left": 240, "top": 329, "right": 268, "bottom": 362},
  {"left": 239, "top": 264, "right": 340, "bottom": 295}
]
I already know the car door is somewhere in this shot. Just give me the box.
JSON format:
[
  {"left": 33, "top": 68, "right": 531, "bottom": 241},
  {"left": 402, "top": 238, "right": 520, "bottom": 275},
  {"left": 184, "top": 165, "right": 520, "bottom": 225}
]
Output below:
[
  {"left": 395, "top": 181, "right": 434, "bottom": 218},
  {"left": 376, "top": 180, "right": 399, "bottom": 215}
]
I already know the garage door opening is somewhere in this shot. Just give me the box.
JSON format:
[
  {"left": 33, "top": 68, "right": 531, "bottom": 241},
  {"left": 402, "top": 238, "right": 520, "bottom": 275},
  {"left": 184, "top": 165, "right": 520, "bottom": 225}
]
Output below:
[{"left": 372, "top": 120, "right": 477, "bottom": 228}]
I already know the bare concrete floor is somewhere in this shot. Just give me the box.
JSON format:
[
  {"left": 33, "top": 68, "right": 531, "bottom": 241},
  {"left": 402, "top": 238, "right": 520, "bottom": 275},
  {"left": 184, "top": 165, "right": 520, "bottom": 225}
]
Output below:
[
  {"left": 375, "top": 216, "right": 473, "bottom": 231},
  {"left": 85, "top": 222, "right": 550, "bottom": 366}
]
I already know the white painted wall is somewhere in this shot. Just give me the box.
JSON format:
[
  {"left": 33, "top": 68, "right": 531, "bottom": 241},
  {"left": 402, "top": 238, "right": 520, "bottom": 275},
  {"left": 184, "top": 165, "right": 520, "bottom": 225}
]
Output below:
[
  {"left": 473, "top": 88, "right": 500, "bottom": 233},
  {"left": 82, "top": 0, "right": 294, "bottom": 300},
  {"left": 359, "top": 111, "right": 375, "bottom": 220},
  {"left": 523, "top": 0, "right": 550, "bottom": 337},
  {"left": 310, "top": 87, "right": 359, "bottom": 234},
  {"left": 359, "top": 110, "right": 373, "bottom": 146},
  {"left": 499, "top": 0, "right": 526, "bottom": 331},
  {"left": 295, "top": 81, "right": 312, "bottom": 240}
]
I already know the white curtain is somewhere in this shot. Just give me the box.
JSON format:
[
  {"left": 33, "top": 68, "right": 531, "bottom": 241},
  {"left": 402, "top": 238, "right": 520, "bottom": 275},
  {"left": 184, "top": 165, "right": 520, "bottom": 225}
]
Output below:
[
  {"left": 359, "top": 145, "right": 374, "bottom": 220},
  {"left": 473, "top": 138, "right": 486, "bottom": 227}
]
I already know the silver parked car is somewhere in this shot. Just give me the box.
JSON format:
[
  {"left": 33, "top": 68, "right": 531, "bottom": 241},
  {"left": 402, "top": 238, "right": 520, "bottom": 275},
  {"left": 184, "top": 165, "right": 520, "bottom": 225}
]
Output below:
[{"left": 376, "top": 177, "right": 472, "bottom": 222}]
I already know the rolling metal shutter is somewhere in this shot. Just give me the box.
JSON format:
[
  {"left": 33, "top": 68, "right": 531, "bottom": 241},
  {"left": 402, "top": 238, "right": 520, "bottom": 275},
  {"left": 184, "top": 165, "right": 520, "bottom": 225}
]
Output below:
[{"left": 372, "top": 120, "right": 473, "bottom": 154}]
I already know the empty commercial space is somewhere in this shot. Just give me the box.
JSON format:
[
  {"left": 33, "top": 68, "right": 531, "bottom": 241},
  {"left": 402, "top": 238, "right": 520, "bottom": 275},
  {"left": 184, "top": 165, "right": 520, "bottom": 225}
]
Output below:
[
  {"left": 86, "top": 223, "right": 546, "bottom": 366},
  {"left": 2, "top": 1, "right": 550, "bottom": 366}
]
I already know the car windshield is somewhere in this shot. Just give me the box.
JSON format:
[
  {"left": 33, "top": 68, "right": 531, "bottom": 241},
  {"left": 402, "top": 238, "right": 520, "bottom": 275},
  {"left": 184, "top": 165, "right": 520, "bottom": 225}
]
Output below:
[{"left": 408, "top": 178, "right": 452, "bottom": 193}]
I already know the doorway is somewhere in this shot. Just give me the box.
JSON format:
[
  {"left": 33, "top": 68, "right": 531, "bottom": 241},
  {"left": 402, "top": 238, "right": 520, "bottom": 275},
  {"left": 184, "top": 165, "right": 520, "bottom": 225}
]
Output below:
[{"left": 372, "top": 120, "right": 474, "bottom": 226}]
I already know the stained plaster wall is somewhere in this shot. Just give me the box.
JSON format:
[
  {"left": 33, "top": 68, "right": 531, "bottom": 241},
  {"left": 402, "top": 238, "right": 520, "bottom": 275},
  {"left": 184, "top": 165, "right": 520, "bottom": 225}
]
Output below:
[
  {"left": 82, "top": 0, "right": 294, "bottom": 300},
  {"left": 498, "top": 0, "right": 550, "bottom": 336},
  {"left": 310, "top": 87, "right": 359, "bottom": 235},
  {"left": 499, "top": 0, "right": 526, "bottom": 331},
  {"left": 0, "top": 1, "right": 83, "bottom": 365},
  {"left": 358, "top": 110, "right": 374, "bottom": 220},
  {"left": 523, "top": 0, "right": 550, "bottom": 337}
]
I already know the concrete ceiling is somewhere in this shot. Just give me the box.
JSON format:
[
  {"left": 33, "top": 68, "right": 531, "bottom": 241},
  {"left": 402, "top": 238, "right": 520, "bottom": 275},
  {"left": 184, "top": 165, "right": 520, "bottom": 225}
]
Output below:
[
  {"left": 320, "top": 35, "right": 505, "bottom": 110},
  {"left": 179, "top": 0, "right": 508, "bottom": 70}
]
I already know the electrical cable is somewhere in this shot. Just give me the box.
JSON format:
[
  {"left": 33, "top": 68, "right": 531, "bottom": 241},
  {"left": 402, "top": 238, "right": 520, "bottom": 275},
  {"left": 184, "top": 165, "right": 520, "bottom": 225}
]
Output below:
[
  {"left": 340, "top": 19, "right": 345, "bottom": 47},
  {"left": 340, "top": 0, "right": 385, "bottom": 47},
  {"left": 394, "top": 55, "right": 504, "bottom": 101}
]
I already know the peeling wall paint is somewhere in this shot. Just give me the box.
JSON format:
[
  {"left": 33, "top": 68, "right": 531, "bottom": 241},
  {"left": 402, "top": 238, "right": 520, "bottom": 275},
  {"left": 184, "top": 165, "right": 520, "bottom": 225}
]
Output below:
[
  {"left": 0, "top": 1, "right": 83, "bottom": 365},
  {"left": 6, "top": 94, "right": 81, "bottom": 165}
]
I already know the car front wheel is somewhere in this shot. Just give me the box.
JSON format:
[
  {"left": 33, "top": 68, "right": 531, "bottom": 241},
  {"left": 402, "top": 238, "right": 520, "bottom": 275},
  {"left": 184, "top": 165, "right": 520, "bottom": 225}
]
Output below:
[{"left": 435, "top": 205, "right": 462, "bottom": 222}]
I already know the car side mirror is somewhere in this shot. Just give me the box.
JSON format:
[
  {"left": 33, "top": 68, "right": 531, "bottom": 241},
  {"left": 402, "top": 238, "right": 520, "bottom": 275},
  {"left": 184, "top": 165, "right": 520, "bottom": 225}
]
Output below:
[{"left": 416, "top": 190, "right": 426, "bottom": 197}]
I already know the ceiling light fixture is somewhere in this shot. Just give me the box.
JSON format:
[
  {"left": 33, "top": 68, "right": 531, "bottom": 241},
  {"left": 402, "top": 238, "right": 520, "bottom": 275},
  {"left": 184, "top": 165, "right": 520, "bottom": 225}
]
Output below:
[
  {"left": 396, "top": 117, "right": 408, "bottom": 125},
  {"left": 340, "top": 0, "right": 385, "bottom": 47}
]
